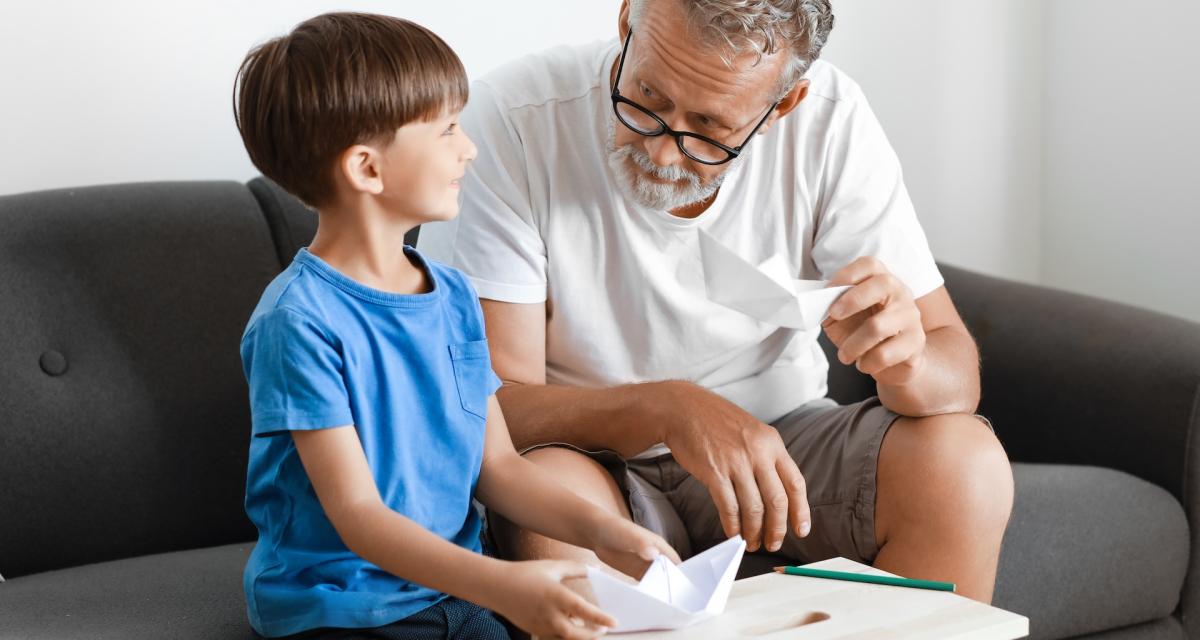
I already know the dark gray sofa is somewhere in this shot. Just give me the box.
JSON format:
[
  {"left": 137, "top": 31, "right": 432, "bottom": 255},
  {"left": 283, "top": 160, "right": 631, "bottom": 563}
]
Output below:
[{"left": 1, "top": 178, "right": 1196, "bottom": 639}]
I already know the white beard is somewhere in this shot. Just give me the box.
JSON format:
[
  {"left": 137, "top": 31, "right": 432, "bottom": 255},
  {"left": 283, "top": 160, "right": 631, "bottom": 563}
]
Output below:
[{"left": 605, "top": 116, "right": 746, "bottom": 212}]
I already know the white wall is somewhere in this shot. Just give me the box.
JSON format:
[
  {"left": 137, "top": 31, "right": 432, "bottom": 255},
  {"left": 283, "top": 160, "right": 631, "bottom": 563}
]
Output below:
[
  {"left": 2, "top": 1, "right": 1197, "bottom": 321},
  {"left": 0, "top": 1, "right": 620, "bottom": 194},
  {"left": 822, "top": 0, "right": 1045, "bottom": 285},
  {"left": 1041, "top": 0, "right": 1200, "bottom": 322}
]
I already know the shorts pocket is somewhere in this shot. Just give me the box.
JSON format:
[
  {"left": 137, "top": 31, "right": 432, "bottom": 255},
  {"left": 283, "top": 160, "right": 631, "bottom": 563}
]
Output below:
[{"left": 449, "top": 340, "right": 493, "bottom": 420}]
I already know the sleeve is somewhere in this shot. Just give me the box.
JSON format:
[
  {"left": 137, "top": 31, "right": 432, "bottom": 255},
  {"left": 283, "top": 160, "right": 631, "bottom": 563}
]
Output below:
[
  {"left": 810, "top": 88, "right": 945, "bottom": 299},
  {"left": 417, "top": 80, "right": 549, "bottom": 303},
  {"left": 240, "top": 307, "right": 354, "bottom": 437}
]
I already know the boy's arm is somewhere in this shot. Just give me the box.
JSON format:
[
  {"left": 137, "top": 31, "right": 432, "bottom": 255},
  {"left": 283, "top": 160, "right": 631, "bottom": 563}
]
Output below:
[
  {"left": 474, "top": 396, "right": 680, "bottom": 577},
  {"left": 290, "top": 426, "right": 615, "bottom": 638}
]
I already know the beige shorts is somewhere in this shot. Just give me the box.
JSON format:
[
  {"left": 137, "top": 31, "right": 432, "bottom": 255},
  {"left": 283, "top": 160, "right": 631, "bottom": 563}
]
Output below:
[{"left": 522, "top": 397, "right": 918, "bottom": 565}]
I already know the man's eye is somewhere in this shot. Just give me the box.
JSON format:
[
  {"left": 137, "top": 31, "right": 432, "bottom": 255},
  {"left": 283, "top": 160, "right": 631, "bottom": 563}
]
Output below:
[{"left": 640, "top": 84, "right": 653, "bottom": 98}]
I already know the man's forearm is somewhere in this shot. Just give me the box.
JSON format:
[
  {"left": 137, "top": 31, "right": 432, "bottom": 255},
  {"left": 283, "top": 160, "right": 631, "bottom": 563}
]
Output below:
[
  {"left": 496, "top": 380, "right": 686, "bottom": 457},
  {"left": 876, "top": 326, "right": 981, "bottom": 417}
]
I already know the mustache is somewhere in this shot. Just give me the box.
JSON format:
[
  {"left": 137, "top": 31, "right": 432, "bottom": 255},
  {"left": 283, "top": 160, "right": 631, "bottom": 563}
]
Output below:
[{"left": 616, "top": 144, "right": 703, "bottom": 185}]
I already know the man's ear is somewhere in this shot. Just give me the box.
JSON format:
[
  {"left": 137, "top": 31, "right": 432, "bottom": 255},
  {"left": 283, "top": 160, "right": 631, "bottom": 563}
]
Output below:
[
  {"left": 762, "top": 78, "right": 810, "bottom": 132},
  {"left": 338, "top": 144, "right": 384, "bottom": 196},
  {"left": 618, "top": 0, "right": 631, "bottom": 41}
]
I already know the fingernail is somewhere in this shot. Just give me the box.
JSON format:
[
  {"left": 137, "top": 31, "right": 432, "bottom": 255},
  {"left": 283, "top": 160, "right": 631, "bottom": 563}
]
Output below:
[
  {"left": 800, "top": 521, "right": 811, "bottom": 537},
  {"left": 769, "top": 541, "right": 781, "bottom": 552}
]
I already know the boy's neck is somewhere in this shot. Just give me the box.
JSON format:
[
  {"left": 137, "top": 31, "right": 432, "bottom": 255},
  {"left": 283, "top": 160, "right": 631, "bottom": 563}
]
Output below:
[{"left": 308, "top": 198, "right": 429, "bottom": 295}]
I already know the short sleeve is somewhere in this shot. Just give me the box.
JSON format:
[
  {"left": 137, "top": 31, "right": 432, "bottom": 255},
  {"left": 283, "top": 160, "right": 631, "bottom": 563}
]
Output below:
[
  {"left": 810, "top": 90, "right": 944, "bottom": 299},
  {"left": 418, "top": 80, "right": 548, "bottom": 303},
  {"left": 240, "top": 307, "right": 353, "bottom": 437}
]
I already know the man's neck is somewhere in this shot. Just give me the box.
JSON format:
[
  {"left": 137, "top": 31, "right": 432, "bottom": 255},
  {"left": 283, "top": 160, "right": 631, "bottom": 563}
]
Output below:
[{"left": 308, "top": 200, "right": 428, "bottom": 295}]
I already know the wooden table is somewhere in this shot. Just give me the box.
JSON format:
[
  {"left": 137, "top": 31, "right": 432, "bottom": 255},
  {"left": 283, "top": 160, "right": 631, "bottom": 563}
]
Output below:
[{"left": 620, "top": 557, "right": 1029, "bottom": 639}]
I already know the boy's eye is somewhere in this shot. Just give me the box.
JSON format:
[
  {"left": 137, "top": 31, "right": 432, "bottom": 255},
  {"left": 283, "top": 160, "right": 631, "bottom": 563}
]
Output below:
[{"left": 442, "top": 123, "right": 457, "bottom": 136}]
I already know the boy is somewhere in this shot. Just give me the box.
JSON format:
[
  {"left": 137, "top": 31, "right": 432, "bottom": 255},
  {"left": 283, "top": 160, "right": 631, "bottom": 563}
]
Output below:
[{"left": 234, "top": 13, "right": 678, "bottom": 640}]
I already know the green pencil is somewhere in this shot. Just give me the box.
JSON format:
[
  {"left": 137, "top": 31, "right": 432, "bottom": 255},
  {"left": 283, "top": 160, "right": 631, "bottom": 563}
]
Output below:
[{"left": 773, "top": 566, "right": 956, "bottom": 592}]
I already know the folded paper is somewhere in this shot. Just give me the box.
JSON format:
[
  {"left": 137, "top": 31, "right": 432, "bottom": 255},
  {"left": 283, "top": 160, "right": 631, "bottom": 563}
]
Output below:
[
  {"left": 698, "top": 228, "right": 850, "bottom": 330},
  {"left": 588, "top": 536, "right": 746, "bottom": 633}
]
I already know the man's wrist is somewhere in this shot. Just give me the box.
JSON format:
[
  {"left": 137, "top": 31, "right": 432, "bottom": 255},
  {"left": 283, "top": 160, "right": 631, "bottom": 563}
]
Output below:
[{"left": 628, "top": 379, "right": 698, "bottom": 444}]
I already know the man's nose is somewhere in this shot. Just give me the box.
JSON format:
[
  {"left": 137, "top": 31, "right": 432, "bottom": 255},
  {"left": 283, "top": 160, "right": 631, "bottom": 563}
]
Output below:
[{"left": 643, "top": 133, "right": 683, "bottom": 170}]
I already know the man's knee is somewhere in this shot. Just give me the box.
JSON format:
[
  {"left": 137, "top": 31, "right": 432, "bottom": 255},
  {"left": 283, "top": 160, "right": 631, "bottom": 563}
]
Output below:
[
  {"left": 522, "top": 447, "right": 629, "bottom": 517},
  {"left": 879, "top": 413, "right": 1014, "bottom": 534},
  {"left": 491, "top": 447, "right": 630, "bottom": 562}
]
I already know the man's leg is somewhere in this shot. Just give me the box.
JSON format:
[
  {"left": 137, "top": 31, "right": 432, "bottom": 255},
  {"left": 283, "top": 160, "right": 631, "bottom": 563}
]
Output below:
[
  {"left": 872, "top": 413, "right": 1014, "bottom": 603},
  {"left": 664, "top": 398, "right": 1013, "bottom": 603},
  {"left": 489, "top": 446, "right": 631, "bottom": 571}
]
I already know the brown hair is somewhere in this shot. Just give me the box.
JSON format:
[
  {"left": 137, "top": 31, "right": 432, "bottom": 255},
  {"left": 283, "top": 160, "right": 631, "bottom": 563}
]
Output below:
[{"left": 233, "top": 12, "right": 468, "bottom": 207}]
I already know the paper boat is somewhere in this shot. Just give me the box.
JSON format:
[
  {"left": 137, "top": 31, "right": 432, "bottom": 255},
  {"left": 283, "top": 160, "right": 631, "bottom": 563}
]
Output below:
[
  {"left": 698, "top": 228, "right": 850, "bottom": 330},
  {"left": 588, "top": 536, "right": 747, "bottom": 633}
]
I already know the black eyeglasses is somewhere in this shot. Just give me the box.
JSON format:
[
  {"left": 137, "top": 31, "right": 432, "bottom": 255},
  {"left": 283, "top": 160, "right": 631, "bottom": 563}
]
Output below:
[{"left": 611, "top": 29, "right": 778, "bottom": 166}]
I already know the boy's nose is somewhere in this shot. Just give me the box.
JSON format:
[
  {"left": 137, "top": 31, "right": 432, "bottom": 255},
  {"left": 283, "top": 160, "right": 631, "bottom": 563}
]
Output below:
[{"left": 461, "top": 133, "right": 478, "bottom": 163}]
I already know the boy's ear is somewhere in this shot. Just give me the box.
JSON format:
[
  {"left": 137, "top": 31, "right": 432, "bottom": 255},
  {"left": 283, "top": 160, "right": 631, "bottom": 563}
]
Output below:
[{"left": 338, "top": 144, "right": 385, "bottom": 195}]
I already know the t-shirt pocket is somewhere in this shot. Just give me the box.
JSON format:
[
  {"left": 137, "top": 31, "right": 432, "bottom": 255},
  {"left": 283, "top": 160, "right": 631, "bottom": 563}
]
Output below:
[{"left": 449, "top": 340, "right": 493, "bottom": 421}]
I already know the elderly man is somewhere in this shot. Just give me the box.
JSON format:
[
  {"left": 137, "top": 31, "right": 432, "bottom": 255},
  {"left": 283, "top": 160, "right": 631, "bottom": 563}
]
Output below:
[{"left": 420, "top": 0, "right": 1014, "bottom": 603}]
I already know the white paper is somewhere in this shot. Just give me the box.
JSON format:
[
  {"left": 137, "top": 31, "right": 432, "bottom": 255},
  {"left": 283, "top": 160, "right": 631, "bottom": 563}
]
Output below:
[
  {"left": 698, "top": 228, "right": 850, "bottom": 330},
  {"left": 587, "top": 536, "right": 747, "bottom": 633}
]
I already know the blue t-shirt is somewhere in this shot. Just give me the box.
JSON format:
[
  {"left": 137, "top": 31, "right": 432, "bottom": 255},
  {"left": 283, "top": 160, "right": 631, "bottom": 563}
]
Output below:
[{"left": 240, "top": 247, "right": 502, "bottom": 637}]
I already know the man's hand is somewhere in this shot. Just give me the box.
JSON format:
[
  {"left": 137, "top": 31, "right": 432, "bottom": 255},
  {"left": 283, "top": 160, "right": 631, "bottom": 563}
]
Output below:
[
  {"left": 484, "top": 560, "right": 616, "bottom": 640},
  {"left": 658, "top": 382, "right": 811, "bottom": 553},
  {"left": 589, "top": 515, "right": 681, "bottom": 579},
  {"left": 823, "top": 256, "right": 927, "bottom": 386}
]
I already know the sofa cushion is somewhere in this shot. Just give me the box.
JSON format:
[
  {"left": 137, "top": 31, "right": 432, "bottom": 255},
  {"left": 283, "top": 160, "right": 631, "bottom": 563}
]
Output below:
[
  {"left": 0, "top": 542, "right": 256, "bottom": 640},
  {"left": 994, "top": 463, "right": 1188, "bottom": 639}
]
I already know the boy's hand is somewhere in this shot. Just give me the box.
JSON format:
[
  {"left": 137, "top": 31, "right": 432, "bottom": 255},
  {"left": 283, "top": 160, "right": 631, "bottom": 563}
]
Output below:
[
  {"left": 591, "top": 517, "right": 681, "bottom": 579},
  {"left": 488, "top": 560, "right": 616, "bottom": 640}
]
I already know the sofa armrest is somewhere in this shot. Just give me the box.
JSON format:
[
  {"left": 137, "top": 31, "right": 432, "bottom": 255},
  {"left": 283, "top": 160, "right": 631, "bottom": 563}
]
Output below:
[
  {"left": 939, "top": 264, "right": 1200, "bottom": 635},
  {"left": 939, "top": 264, "right": 1200, "bottom": 497}
]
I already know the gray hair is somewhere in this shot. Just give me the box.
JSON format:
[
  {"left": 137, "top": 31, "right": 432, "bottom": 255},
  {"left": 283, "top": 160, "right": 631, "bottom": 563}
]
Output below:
[{"left": 629, "top": 0, "right": 835, "bottom": 99}]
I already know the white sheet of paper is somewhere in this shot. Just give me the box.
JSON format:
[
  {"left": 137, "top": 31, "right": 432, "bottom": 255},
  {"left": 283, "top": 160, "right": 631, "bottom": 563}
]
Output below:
[
  {"left": 698, "top": 228, "right": 850, "bottom": 330},
  {"left": 587, "top": 536, "right": 747, "bottom": 633}
]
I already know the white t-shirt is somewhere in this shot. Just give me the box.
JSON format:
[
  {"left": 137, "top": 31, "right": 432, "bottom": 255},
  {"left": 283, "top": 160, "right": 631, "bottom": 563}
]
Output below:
[{"left": 420, "top": 39, "right": 943, "bottom": 434}]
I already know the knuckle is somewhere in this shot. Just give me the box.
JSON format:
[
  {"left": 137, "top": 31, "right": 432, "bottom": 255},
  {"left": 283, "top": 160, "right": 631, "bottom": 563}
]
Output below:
[
  {"left": 785, "top": 471, "right": 807, "bottom": 491},
  {"left": 744, "top": 501, "right": 765, "bottom": 518},
  {"left": 865, "top": 315, "right": 888, "bottom": 339},
  {"left": 768, "top": 493, "right": 789, "bottom": 511}
]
